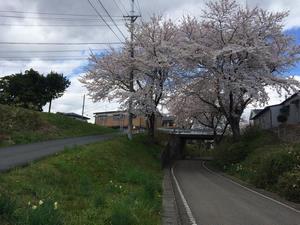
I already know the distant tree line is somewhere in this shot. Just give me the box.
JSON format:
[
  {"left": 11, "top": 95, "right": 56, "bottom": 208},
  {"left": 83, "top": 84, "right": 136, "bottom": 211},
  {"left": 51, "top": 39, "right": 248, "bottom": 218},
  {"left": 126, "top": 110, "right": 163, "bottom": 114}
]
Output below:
[{"left": 0, "top": 68, "right": 70, "bottom": 112}]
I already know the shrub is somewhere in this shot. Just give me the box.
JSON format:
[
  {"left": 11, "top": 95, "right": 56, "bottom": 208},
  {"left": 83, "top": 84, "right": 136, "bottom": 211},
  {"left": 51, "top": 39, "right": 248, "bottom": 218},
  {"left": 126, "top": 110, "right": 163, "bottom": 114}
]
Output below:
[
  {"left": 278, "top": 170, "right": 300, "bottom": 203},
  {"left": 26, "top": 200, "right": 63, "bottom": 225},
  {"left": 213, "top": 141, "right": 249, "bottom": 169},
  {"left": 250, "top": 150, "right": 297, "bottom": 188}
]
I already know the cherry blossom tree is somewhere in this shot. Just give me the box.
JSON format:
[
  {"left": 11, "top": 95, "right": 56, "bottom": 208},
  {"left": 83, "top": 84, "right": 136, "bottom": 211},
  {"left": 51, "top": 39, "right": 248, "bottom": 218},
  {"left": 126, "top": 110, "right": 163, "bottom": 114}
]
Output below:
[
  {"left": 176, "top": 0, "right": 300, "bottom": 139},
  {"left": 169, "top": 86, "right": 229, "bottom": 142},
  {"left": 131, "top": 16, "right": 178, "bottom": 136},
  {"left": 81, "top": 16, "right": 177, "bottom": 137}
]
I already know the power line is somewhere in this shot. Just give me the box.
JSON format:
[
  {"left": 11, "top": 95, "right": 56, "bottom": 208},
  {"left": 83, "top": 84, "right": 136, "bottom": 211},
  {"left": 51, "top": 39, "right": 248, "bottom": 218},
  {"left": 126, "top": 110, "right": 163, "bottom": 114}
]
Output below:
[
  {"left": 136, "top": 0, "right": 142, "bottom": 16},
  {"left": 96, "top": 0, "right": 126, "bottom": 39},
  {"left": 112, "top": 0, "right": 126, "bottom": 16},
  {"left": 0, "top": 49, "right": 108, "bottom": 53},
  {"left": 0, "top": 14, "right": 124, "bottom": 21},
  {"left": 0, "top": 42, "right": 123, "bottom": 45},
  {"left": 0, "top": 10, "right": 123, "bottom": 18},
  {"left": 117, "top": 0, "right": 129, "bottom": 15},
  {"left": 0, "top": 57, "right": 89, "bottom": 61},
  {"left": 0, "top": 23, "right": 124, "bottom": 27},
  {"left": 87, "top": 0, "right": 123, "bottom": 42}
]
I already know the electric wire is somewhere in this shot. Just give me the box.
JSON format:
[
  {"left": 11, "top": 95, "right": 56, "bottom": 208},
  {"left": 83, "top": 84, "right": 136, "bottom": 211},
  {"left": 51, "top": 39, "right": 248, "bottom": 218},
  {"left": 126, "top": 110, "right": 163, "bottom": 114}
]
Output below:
[
  {"left": 0, "top": 23, "right": 124, "bottom": 27},
  {"left": 112, "top": 0, "right": 126, "bottom": 16},
  {"left": 0, "top": 14, "right": 124, "bottom": 21},
  {"left": 0, "top": 10, "right": 122, "bottom": 18},
  {"left": 0, "top": 42, "right": 122, "bottom": 45},
  {"left": 87, "top": 0, "right": 123, "bottom": 42},
  {"left": 96, "top": 0, "right": 126, "bottom": 39}
]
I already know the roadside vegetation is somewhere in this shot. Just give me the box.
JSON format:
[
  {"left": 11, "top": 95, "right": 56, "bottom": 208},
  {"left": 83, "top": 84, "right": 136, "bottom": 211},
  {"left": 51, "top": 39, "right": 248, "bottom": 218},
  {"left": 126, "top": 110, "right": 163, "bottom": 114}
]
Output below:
[
  {"left": 184, "top": 141, "right": 214, "bottom": 158},
  {"left": 0, "top": 104, "right": 115, "bottom": 147},
  {"left": 0, "top": 136, "right": 162, "bottom": 225},
  {"left": 213, "top": 127, "right": 300, "bottom": 203}
]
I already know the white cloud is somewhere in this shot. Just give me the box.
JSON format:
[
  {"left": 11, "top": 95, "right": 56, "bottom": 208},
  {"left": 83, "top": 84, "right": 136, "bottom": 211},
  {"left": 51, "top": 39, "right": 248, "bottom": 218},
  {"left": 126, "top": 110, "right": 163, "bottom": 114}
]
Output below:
[
  {"left": 43, "top": 76, "right": 119, "bottom": 123},
  {"left": 0, "top": 0, "right": 299, "bottom": 123}
]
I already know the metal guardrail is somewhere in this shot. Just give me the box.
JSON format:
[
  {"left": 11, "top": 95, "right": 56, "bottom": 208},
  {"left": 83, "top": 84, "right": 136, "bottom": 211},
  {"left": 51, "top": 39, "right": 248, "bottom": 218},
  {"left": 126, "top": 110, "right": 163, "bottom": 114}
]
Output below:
[{"left": 158, "top": 128, "right": 221, "bottom": 136}]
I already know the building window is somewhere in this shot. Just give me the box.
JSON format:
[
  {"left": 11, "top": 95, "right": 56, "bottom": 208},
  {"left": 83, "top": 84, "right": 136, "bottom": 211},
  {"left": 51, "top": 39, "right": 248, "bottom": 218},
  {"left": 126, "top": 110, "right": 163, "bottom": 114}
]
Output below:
[{"left": 113, "top": 114, "right": 121, "bottom": 120}]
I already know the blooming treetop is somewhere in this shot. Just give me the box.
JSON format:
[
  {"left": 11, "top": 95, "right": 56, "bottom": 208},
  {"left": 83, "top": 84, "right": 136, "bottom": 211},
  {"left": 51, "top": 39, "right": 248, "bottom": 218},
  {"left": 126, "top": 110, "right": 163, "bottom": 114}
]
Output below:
[{"left": 174, "top": 0, "right": 300, "bottom": 138}]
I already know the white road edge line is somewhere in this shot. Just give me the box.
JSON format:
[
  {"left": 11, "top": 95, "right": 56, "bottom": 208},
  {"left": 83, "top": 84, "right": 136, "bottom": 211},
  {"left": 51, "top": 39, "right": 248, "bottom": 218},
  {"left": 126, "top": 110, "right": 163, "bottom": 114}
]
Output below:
[
  {"left": 171, "top": 165, "right": 198, "bottom": 225},
  {"left": 202, "top": 162, "right": 300, "bottom": 214}
]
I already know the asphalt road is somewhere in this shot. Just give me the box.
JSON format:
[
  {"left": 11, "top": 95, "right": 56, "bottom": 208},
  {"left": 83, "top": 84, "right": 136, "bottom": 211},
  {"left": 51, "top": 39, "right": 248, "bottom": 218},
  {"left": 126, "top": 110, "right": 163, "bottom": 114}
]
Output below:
[
  {"left": 0, "top": 134, "right": 117, "bottom": 172},
  {"left": 174, "top": 160, "right": 300, "bottom": 225}
]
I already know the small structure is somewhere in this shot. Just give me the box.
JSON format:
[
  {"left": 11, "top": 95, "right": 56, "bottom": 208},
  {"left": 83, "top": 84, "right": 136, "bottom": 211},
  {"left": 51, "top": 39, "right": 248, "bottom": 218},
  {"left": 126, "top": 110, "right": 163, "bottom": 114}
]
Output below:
[
  {"left": 94, "top": 111, "right": 147, "bottom": 130},
  {"left": 94, "top": 110, "right": 172, "bottom": 130},
  {"left": 161, "top": 115, "right": 175, "bottom": 128},
  {"left": 57, "top": 112, "right": 90, "bottom": 122},
  {"left": 251, "top": 92, "right": 300, "bottom": 129},
  {"left": 249, "top": 109, "right": 263, "bottom": 125}
]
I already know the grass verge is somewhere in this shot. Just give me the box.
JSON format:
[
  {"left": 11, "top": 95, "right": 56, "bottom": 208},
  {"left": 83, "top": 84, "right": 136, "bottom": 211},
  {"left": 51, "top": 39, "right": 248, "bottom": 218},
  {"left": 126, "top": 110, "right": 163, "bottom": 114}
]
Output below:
[
  {"left": 213, "top": 127, "right": 300, "bottom": 203},
  {"left": 0, "top": 135, "right": 163, "bottom": 225},
  {"left": 0, "top": 104, "right": 115, "bottom": 147}
]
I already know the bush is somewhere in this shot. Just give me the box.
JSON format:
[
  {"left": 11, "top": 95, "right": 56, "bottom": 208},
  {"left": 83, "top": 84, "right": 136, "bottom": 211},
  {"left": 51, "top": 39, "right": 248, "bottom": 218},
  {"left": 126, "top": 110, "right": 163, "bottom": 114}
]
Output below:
[
  {"left": 213, "top": 141, "right": 249, "bottom": 169},
  {"left": 250, "top": 150, "right": 297, "bottom": 188},
  {"left": 278, "top": 170, "right": 300, "bottom": 203}
]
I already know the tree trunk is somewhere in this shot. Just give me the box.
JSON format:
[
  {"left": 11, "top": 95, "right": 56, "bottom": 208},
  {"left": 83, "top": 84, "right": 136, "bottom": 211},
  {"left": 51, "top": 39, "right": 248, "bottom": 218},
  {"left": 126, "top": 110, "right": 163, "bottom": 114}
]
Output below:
[
  {"left": 229, "top": 117, "right": 241, "bottom": 140},
  {"left": 147, "top": 113, "right": 156, "bottom": 138},
  {"left": 48, "top": 99, "right": 52, "bottom": 113}
]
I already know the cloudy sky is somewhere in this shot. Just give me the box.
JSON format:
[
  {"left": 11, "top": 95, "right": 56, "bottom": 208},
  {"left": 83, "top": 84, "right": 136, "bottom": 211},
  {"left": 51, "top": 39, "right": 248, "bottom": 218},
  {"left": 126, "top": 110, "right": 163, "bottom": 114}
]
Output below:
[{"left": 0, "top": 0, "right": 300, "bottom": 122}]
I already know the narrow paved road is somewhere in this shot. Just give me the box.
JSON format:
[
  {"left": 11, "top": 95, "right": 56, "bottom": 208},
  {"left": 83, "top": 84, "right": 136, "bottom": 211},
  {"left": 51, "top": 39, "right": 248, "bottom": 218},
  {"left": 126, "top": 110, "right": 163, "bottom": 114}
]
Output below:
[
  {"left": 174, "top": 160, "right": 300, "bottom": 225},
  {"left": 0, "top": 134, "right": 117, "bottom": 172}
]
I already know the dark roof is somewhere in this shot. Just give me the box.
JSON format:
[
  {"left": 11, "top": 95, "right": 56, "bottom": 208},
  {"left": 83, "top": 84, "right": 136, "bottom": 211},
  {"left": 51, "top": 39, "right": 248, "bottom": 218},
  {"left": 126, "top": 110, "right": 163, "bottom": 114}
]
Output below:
[
  {"left": 249, "top": 109, "right": 263, "bottom": 120},
  {"left": 162, "top": 116, "right": 175, "bottom": 121},
  {"left": 94, "top": 110, "right": 125, "bottom": 115},
  {"left": 251, "top": 91, "right": 300, "bottom": 120},
  {"left": 58, "top": 112, "right": 90, "bottom": 120}
]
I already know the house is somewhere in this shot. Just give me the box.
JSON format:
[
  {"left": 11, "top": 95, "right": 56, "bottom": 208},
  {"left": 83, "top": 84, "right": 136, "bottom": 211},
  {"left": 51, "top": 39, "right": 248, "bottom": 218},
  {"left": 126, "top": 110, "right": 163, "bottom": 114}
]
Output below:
[
  {"left": 161, "top": 115, "right": 176, "bottom": 128},
  {"left": 94, "top": 111, "right": 148, "bottom": 130},
  {"left": 57, "top": 112, "right": 90, "bottom": 122},
  {"left": 251, "top": 92, "right": 300, "bottom": 129},
  {"left": 249, "top": 109, "right": 263, "bottom": 123},
  {"left": 94, "top": 110, "right": 174, "bottom": 130}
]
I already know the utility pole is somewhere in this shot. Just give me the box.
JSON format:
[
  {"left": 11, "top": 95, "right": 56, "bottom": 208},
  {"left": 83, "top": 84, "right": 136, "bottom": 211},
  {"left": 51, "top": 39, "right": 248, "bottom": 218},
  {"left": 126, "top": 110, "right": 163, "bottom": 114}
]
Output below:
[
  {"left": 125, "top": 0, "right": 140, "bottom": 140},
  {"left": 82, "top": 94, "right": 86, "bottom": 117}
]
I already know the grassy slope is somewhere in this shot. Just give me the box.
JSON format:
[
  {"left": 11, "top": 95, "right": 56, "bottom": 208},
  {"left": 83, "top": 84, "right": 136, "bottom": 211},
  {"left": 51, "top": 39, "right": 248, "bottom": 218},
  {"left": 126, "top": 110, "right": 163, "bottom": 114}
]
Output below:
[
  {"left": 0, "top": 136, "right": 163, "bottom": 225},
  {"left": 0, "top": 104, "right": 115, "bottom": 147},
  {"left": 213, "top": 128, "right": 300, "bottom": 203}
]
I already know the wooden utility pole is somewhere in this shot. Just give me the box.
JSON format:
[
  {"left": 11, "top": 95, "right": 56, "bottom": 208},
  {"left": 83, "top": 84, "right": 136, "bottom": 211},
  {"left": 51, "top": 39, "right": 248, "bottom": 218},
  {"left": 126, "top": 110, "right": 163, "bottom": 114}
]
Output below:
[
  {"left": 125, "top": 0, "right": 140, "bottom": 140},
  {"left": 82, "top": 94, "right": 86, "bottom": 117}
]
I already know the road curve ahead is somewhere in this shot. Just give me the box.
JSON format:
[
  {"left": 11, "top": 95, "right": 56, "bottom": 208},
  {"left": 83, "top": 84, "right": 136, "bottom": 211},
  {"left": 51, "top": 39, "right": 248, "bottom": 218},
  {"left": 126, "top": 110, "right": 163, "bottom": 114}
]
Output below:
[
  {"left": 174, "top": 160, "right": 300, "bottom": 225},
  {"left": 0, "top": 134, "right": 118, "bottom": 172}
]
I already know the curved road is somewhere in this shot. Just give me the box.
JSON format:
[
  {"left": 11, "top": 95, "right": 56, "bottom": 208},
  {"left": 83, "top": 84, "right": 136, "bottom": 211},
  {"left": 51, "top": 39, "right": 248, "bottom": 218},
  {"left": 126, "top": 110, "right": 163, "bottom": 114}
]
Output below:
[
  {"left": 0, "top": 134, "right": 117, "bottom": 172},
  {"left": 174, "top": 160, "right": 300, "bottom": 225}
]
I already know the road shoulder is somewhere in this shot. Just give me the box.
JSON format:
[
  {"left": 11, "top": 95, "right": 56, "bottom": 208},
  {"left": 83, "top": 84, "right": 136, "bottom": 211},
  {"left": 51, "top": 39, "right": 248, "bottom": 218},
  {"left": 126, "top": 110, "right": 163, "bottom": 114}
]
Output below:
[{"left": 162, "top": 168, "right": 182, "bottom": 225}]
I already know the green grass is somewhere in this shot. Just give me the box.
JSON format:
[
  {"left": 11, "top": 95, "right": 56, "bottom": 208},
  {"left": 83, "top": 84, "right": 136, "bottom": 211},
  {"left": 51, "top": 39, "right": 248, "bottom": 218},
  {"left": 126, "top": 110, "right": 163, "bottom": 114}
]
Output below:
[
  {"left": 0, "top": 135, "right": 163, "bottom": 225},
  {"left": 213, "top": 127, "right": 300, "bottom": 203},
  {"left": 0, "top": 104, "right": 115, "bottom": 147}
]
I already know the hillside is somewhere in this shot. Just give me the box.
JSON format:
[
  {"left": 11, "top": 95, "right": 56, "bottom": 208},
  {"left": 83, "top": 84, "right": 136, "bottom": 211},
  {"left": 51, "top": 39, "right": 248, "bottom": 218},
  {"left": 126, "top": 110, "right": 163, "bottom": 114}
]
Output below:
[
  {"left": 213, "top": 127, "right": 300, "bottom": 203},
  {"left": 0, "top": 136, "right": 162, "bottom": 225},
  {"left": 0, "top": 104, "right": 115, "bottom": 147}
]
